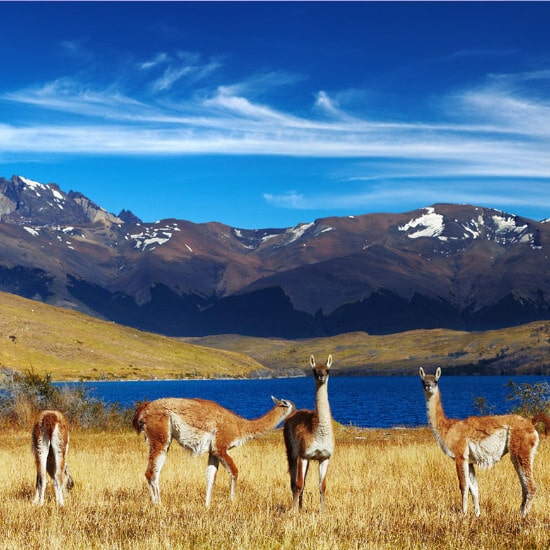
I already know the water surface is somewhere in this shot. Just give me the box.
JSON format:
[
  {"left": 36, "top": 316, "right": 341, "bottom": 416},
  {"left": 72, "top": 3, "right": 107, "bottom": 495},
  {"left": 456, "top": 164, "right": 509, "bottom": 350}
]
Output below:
[{"left": 57, "top": 375, "right": 548, "bottom": 428}]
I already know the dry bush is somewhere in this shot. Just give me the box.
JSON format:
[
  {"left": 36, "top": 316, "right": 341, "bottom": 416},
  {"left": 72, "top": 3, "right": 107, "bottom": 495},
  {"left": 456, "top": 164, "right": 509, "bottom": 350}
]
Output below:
[
  {"left": 0, "top": 369, "right": 131, "bottom": 430},
  {"left": 0, "top": 426, "right": 549, "bottom": 549}
]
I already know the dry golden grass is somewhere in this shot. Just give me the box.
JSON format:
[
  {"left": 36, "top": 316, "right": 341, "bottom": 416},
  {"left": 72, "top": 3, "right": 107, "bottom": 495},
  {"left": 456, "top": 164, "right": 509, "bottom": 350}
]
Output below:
[{"left": 1, "top": 426, "right": 550, "bottom": 549}]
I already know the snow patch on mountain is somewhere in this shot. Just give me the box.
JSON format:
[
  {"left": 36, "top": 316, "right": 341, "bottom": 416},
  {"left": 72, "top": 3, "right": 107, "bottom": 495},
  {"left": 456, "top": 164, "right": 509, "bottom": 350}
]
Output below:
[
  {"left": 19, "top": 176, "right": 45, "bottom": 190},
  {"left": 287, "top": 222, "right": 314, "bottom": 243},
  {"left": 399, "top": 207, "right": 445, "bottom": 239},
  {"left": 232, "top": 221, "right": 334, "bottom": 250},
  {"left": 397, "top": 207, "right": 539, "bottom": 248},
  {"left": 130, "top": 222, "right": 181, "bottom": 251},
  {"left": 261, "top": 233, "right": 279, "bottom": 243},
  {"left": 460, "top": 217, "right": 483, "bottom": 239},
  {"left": 24, "top": 226, "right": 40, "bottom": 237},
  {"left": 286, "top": 221, "right": 335, "bottom": 243},
  {"left": 231, "top": 228, "right": 256, "bottom": 250},
  {"left": 489, "top": 214, "right": 533, "bottom": 245},
  {"left": 492, "top": 214, "right": 527, "bottom": 234},
  {"left": 20, "top": 176, "right": 66, "bottom": 205}
]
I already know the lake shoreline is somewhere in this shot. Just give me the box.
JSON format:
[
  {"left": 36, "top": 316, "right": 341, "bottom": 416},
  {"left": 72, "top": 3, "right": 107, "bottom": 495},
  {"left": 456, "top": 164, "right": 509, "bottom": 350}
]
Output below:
[
  {"left": 55, "top": 375, "right": 550, "bottom": 429},
  {"left": 53, "top": 371, "right": 549, "bottom": 383}
]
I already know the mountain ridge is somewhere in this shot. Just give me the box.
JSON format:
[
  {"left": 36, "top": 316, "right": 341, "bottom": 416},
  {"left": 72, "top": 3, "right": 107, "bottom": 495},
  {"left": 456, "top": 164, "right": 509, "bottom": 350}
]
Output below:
[{"left": 0, "top": 174, "right": 548, "bottom": 337}]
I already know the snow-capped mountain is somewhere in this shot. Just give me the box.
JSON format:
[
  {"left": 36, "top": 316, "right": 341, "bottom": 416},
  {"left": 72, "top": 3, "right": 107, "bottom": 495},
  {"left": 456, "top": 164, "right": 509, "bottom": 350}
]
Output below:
[{"left": 0, "top": 174, "right": 548, "bottom": 337}]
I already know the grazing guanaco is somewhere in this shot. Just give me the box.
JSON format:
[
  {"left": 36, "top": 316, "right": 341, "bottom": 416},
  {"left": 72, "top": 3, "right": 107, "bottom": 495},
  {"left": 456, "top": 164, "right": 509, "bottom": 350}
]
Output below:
[
  {"left": 133, "top": 395, "right": 295, "bottom": 507},
  {"left": 32, "top": 410, "right": 74, "bottom": 506},
  {"left": 283, "top": 354, "right": 334, "bottom": 512},
  {"left": 420, "top": 367, "right": 539, "bottom": 517}
]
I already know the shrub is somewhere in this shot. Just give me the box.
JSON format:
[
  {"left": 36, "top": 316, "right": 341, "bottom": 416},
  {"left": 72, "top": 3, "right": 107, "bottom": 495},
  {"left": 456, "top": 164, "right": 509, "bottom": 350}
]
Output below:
[
  {"left": 505, "top": 380, "right": 550, "bottom": 417},
  {"left": 472, "top": 395, "right": 495, "bottom": 415},
  {"left": 0, "top": 367, "right": 130, "bottom": 429}
]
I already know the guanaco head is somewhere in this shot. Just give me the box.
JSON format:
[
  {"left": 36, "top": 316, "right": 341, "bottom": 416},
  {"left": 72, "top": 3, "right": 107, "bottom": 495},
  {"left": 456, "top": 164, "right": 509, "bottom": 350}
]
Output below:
[
  {"left": 419, "top": 367, "right": 441, "bottom": 397},
  {"left": 271, "top": 396, "right": 296, "bottom": 419},
  {"left": 310, "top": 354, "right": 332, "bottom": 385}
]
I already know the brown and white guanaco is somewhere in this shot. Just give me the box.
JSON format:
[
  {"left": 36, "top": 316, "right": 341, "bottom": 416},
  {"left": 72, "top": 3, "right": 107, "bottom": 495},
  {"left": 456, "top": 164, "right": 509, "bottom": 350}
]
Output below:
[
  {"left": 420, "top": 367, "right": 538, "bottom": 517},
  {"left": 32, "top": 410, "right": 74, "bottom": 506},
  {"left": 133, "top": 395, "right": 295, "bottom": 507},
  {"left": 283, "top": 354, "right": 335, "bottom": 512}
]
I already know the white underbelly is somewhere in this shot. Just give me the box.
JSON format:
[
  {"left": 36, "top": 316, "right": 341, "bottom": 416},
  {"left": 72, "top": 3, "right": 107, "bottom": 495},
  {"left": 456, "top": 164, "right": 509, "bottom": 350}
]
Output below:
[
  {"left": 171, "top": 418, "right": 214, "bottom": 456},
  {"left": 304, "top": 439, "right": 334, "bottom": 460},
  {"left": 468, "top": 428, "right": 508, "bottom": 468}
]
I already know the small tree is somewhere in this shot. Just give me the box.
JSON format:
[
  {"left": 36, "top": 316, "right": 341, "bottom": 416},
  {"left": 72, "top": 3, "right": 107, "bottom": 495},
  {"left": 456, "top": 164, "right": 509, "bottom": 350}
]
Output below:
[
  {"left": 505, "top": 380, "right": 550, "bottom": 417},
  {"left": 472, "top": 395, "right": 495, "bottom": 416}
]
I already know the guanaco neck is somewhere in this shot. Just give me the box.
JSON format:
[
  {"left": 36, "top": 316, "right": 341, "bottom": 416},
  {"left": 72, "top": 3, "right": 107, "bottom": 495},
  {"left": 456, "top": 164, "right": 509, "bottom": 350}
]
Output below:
[
  {"left": 315, "top": 380, "right": 333, "bottom": 433},
  {"left": 241, "top": 405, "right": 289, "bottom": 438},
  {"left": 425, "top": 387, "right": 456, "bottom": 456}
]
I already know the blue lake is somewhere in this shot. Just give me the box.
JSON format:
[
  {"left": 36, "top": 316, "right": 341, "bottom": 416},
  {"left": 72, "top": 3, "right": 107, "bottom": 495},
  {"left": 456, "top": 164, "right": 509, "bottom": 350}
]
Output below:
[{"left": 56, "top": 375, "right": 550, "bottom": 429}]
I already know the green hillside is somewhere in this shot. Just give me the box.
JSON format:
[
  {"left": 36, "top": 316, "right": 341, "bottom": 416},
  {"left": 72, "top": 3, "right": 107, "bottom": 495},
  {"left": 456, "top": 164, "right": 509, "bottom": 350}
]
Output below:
[
  {"left": 1, "top": 291, "right": 548, "bottom": 380},
  {"left": 184, "top": 322, "right": 550, "bottom": 376},
  {"left": 0, "top": 292, "right": 264, "bottom": 380}
]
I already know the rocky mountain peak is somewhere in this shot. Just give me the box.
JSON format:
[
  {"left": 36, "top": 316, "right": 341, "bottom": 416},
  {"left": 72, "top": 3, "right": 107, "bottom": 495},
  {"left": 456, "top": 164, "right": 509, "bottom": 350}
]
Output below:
[
  {"left": 118, "top": 209, "right": 142, "bottom": 224},
  {"left": 396, "top": 204, "right": 539, "bottom": 250},
  {"left": 0, "top": 175, "right": 547, "bottom": 338},
  {"left": 0, "top": 175, "right": 122, "bottom": 227}
]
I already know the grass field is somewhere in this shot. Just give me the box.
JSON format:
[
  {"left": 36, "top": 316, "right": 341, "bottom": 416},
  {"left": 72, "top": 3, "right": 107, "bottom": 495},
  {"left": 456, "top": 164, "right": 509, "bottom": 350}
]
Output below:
[{"left": 1, "top": 425, "right": 549, "bottom": 549}]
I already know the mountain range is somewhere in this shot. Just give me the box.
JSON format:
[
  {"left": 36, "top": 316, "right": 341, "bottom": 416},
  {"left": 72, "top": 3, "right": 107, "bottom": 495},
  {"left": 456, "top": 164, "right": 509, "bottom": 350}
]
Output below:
[{"left": 0, "top": 174, "right": 548, "bottom": 338}]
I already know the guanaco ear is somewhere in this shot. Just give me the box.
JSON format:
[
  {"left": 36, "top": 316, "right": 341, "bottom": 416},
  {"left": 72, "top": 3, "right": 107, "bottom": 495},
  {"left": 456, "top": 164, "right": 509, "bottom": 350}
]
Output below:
[
  {"left": 310, "top": 355, "right": 316, "bottom": 369},
  {"left": 435, "top": 367, "right": 441, "bottom": 380},
  {"left": 326, "top": 354, "right": 333, "bottom": 369},
  {"left": 419, "top": 367, "right": 425, "bottom": 379}
]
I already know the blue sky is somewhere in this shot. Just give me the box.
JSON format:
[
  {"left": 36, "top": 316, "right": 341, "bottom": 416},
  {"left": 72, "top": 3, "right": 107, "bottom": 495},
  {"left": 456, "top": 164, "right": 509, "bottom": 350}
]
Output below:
[{"left": 1, "top": 2, "right": 549, "bottom": 228}]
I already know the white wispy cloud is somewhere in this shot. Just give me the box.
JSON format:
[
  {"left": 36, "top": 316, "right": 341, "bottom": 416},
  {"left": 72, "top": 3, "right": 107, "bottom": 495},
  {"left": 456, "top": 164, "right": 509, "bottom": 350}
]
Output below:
[
  {"left": 451, "top": 90, "right": 550, "bottom": 137},
  {"left": 315, "top": 91, "right": 345, "bottom": 118},
  {"left": 139, "top": 52, "right": 170, "bottom": 71},
  {"left": 214, "top": 71, "right": 304, "bottom": 98},
  {"left": 2, "top": 78, "right": 148, "bottom": 119},
  {"left": 263, "top": 180, "right": 550, "bottom": 216},
  {"left": 262, "top": 191, "right": 306, "bottom": 209},
  {"left": 2, "top": 62, "right": 550, "bottom": 198},
  {"left": 59, "top": 40, "right": 88, "bottom": 58},
  {"left": 139, "top": 51, "right": 223, "bottom": 93},
  {"left": 151, "top": 66, "right": 194, "bottom": 93}
]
